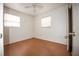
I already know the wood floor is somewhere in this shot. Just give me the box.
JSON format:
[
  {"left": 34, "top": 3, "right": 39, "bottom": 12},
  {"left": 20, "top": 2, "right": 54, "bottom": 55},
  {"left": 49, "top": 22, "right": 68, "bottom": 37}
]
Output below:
[{"left": 4, "top": 38, "right": 70, "bottom": 56}]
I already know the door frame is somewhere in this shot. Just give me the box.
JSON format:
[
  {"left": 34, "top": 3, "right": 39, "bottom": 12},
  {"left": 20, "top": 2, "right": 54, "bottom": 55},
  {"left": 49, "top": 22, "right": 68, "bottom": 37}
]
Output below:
[{"left": 68, "top": 4, "right": 73, "bottom": 55}]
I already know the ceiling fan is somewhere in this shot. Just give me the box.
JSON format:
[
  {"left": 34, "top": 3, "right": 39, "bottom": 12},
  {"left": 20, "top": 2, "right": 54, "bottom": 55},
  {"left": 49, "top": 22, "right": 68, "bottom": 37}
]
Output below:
[{"left": 25, "top": 3, "right": 43, "bottom": 14}]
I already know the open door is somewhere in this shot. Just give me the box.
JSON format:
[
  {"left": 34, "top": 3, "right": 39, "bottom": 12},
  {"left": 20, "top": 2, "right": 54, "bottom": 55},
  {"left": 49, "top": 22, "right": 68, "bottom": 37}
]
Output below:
[
  {"left": 67, "top": 4, "right": 79, "bottom": 56},
  {"left": 0, "top": 3, "right": 4, "bottom": 56}
]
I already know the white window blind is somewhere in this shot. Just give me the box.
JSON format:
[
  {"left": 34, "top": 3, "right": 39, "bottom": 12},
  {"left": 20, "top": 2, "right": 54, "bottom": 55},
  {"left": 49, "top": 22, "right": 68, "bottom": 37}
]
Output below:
[
  {"left": 4, "top": 13, "right": 20, "bottom": 27},
  {"left": 41, "top": 16, "right": 51, "bottom": 27}
]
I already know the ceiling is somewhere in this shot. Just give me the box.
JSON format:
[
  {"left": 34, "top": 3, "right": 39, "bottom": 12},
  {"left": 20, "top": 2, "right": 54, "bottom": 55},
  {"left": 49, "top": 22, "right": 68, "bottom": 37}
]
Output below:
[{"left": 4, "top": 3, "right": 66, "bottom": 16}]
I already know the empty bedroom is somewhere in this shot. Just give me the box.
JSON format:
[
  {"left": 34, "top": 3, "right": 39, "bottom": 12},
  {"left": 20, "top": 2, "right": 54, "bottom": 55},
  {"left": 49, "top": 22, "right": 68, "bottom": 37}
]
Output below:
[{"left": 3, "top": 3, "right": 79, "bottom": 56}]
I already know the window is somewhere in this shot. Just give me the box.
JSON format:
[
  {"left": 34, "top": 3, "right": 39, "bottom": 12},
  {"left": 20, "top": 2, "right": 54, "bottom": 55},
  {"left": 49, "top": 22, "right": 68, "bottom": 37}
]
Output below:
[
  {"left": 41, "top": 16, "right": 51, "bottom": 27},
  {"left": 4, "top": 13, "right": 20, "bottom": 27}
]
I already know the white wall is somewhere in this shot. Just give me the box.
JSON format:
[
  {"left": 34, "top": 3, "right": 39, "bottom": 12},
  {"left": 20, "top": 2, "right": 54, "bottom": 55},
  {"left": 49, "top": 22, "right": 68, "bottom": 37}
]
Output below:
[
  {"left": 4, "top": 7, "right": 34, "bottom": 45},
  {"left": 72, "top": 4, "right": 79, "bottom": 56},
  {"left": 34, "top": 5, "right": 68, "bottom": 45}
]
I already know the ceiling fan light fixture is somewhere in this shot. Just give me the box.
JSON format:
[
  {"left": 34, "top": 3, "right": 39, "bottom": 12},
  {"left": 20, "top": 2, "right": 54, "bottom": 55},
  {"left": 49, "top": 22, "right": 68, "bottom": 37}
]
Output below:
[{"left": 25, "top": 3, "right": 43, "bottom": 15}]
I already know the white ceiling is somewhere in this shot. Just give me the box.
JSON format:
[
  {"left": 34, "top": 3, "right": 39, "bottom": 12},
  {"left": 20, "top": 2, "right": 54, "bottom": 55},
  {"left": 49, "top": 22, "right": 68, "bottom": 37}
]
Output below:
[{"left": 4, "top": 3, "right": 66, "bottom": 16}]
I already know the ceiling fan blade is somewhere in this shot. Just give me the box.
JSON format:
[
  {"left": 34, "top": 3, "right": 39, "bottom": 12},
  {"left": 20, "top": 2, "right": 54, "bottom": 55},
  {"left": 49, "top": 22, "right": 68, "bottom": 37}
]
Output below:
[
  {"left": 25, "top": 6, "right": 33, "bottom": 8},
  {"left": 36, "top": 5, "right": 43, "bottom": 8}
]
